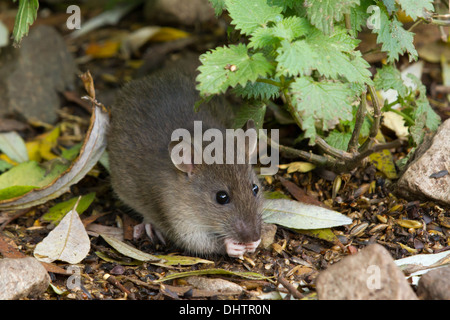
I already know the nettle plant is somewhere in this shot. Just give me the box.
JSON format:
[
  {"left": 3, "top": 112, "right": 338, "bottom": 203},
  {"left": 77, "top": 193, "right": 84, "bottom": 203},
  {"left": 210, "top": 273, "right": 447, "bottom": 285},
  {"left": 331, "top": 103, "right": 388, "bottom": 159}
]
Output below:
[{"left": 196, "top": 0, "right": 442, "bottom": 173}]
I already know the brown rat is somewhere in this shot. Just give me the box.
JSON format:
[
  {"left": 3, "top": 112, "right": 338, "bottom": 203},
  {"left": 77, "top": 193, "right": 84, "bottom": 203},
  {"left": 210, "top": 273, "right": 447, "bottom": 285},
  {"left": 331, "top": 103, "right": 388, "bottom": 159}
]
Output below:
[{"left": 107, "top": 68, "right": 262, "bottom": 258}]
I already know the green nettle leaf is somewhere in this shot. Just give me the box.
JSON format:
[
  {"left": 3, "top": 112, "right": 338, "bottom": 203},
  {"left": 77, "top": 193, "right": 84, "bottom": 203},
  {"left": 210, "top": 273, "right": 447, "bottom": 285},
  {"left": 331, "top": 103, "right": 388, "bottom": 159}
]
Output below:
[
  {"left": 12, "top": 0, "right": 39, "bottom": 46},
  {"left": 306, "top": 30, "right": 373, "bottom": 84},
  {"left": 225, "top": 0, "right": 283, "bottom": 35},
  {"left": 382, "top": 0, "right": 397, "bottom": 14},
  {"left": 197, "top": 43, "right": 274, "bottom": 95},
  {"left": 290, "top": 77, "right": 354, "bottom": 141},
  {"left": 373, "top": 9, "right": 417, "bottom": 63},
  {"left": 233, "top": 80, "right": 280, "bottom": 100},
  {"left": 271, "top": 16, "right": 311, "bottom": 42},
  {"left": 325, "top": 130, "right": 353, "bottom": 151},
  {"left": 305, "top": 0, "right": 360, "bottom": 35},
  {"left": 276, "top": 39, "right": 316, "bottom": 77},
  {"left": 249, "top": 27, "right": 277, "bottom": 49},
  {"left": 397, "top": 0, "right": 434, "bottom": 20},
  {"left": 374, "top": 64, "right": 409, "bottom": 97},
  {"left": 349, "top": 0, "right": 372, "bottom": 36},
  {"left": 208, "top": 0, "right": 226, "bottom": 16}
]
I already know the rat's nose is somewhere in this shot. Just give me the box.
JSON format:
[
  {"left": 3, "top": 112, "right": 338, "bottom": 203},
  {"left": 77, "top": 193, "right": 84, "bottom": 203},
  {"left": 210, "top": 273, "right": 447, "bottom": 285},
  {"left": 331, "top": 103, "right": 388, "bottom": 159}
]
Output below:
[{"left": 234, "top": 219, "right": 261, "bottom": 243}]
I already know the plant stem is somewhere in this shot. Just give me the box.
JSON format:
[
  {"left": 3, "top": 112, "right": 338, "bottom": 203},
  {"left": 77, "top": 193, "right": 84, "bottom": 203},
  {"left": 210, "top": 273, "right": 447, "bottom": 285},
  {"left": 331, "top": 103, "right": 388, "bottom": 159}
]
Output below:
[
  {"left": 256, "top": 78, "right": 283, "bottom": 87},
  {"left": 347, "top": 91, "right": 367, "bottom": 153}
]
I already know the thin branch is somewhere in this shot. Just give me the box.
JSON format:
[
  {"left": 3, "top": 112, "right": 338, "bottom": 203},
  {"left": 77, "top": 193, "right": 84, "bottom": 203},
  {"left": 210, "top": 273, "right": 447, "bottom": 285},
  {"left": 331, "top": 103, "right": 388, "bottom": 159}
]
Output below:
[{"left": 315, "top": 136, "right": 354, "bottom": 161}]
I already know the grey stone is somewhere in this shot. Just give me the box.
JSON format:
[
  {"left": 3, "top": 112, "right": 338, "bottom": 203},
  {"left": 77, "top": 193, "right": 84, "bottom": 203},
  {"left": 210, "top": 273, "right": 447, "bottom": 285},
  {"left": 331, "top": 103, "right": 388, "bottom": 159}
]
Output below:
[
  {"left": 316, "top": 244, "right": 418, "bottom": 300},
  {"left": 0, "top": 257, "right": 50, "bottom": 299},
  {"left": 0, "top": 25, "right": 77, "bottom": 123},
  {"left": 144, "top": 0, "right": 216, "bottom": 26},
  {"left": 417, "top": 266, "right": 450, "bottom": 300},
  {"left": 395, "top": 118, "right": 450, "bottom": 206}
]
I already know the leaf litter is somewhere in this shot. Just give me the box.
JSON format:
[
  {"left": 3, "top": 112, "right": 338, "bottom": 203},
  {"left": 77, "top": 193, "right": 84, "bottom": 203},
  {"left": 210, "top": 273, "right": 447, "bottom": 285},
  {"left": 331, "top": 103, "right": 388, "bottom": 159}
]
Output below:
[{"left": 0, "top": 3, "right": 448, "bottom": 301}]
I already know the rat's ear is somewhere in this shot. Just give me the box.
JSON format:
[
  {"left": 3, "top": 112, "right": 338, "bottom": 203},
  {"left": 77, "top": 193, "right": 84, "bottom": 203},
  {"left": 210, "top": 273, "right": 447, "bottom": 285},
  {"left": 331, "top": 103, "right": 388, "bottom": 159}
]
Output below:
[
  {"left": 243, "top": 119, "right": 257, "bottom": 159},
  {"left": 168, "top": 140, "right": 196, "bottom": 176}
]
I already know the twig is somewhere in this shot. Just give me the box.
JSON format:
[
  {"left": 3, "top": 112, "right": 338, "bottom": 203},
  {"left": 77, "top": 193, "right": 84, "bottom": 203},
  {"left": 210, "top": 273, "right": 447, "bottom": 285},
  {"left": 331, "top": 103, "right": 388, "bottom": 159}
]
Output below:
[
  {"left": 104, "top": 274, "right": 136, "bottom": 300},
  {"left": 277, "top": 276, "right": 305, "bottom": 299},
  {"left": 0, "top": 209, "right": 30, "bottom": 232}
]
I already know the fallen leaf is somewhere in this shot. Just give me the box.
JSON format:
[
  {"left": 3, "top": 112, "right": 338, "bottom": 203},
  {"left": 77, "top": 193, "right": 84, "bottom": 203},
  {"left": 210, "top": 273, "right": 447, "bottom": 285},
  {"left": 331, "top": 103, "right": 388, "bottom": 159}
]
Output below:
[
  {"left": 0, "top": 131, "right": 29, "bottom": 163},
  {"left": 154, "top": 268, "right": 273, "bottom": 283},
  {"left": 395, "top": 251, "right": 450, "bottom": 285},
  {"left": 152, "top": 254, "right": 213, "bottom": 266},
  {"left": 295, "top": 228, "right": 339, "bottom": 244},
  {"left": 34, "top": 197, "right": 91, "bottom": 264},
  {"left": 100, "top": 234, "right": 160, "bottom": 262},
  {"left": 278, "top": 161, "right": 316, "bottom": 173},
  {"left": 262, "top": 199, "right": 352, "bottom": 230},
  {"left": 41, "top": 192, "right": 96, "bottom": 223},
  {"left": 0, "top": 160, "right": 69, "bottom": 201},
  {"left": 0, "top": 104, "right": 109, "bottom": 210}
]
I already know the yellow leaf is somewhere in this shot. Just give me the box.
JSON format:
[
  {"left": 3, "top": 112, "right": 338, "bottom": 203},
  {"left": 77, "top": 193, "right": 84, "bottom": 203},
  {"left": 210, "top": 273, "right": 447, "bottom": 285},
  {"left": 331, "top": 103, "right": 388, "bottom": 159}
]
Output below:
[
  {"left": 396, "top": 219, "right": 423, "bottom": 229},
  {"left": 26, "top": 140, "right": 41, "bottom": 162},
  {"left": 37, "top": 126, "right": 60, "bottom": 161},
  {"left": 397, "top": 242, "right": 418, "bottom": 254},
  {"left": 85, "top": 40, "right": 121, "bottom": 59},
  {"left": 278, "top": 161, "right": 316, "bottom": 173},
  {"left": 150, "top": 27, "right": 190, "bottom": 42},
  {"left": 368, "top": 131, "right": 397, "bottom": 179},
  {"left": 0, "top": 154, "right": 17, "bottom": 166}
]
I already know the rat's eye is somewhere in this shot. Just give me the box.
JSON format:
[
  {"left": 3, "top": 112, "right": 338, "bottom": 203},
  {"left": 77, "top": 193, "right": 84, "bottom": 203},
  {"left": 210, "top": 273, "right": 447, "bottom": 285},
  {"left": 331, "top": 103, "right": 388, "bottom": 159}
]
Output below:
[
  {"left": 252, "top": 184, "right": 259, "bottom": 196},
  {"left": 216, "top": 191, "right": 230, "bottom": 205}
]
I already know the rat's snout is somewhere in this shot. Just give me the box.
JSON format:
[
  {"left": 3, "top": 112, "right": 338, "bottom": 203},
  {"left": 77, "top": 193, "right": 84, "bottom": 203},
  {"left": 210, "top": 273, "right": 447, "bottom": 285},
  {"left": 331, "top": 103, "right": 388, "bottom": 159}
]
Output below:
[{"left": 234, "top": 218, "right": 261, "bottom": 243}]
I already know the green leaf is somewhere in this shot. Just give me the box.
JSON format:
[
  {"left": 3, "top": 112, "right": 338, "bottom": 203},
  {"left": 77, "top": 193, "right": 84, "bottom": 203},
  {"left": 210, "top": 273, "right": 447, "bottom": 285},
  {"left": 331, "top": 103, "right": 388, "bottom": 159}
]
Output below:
[
  {"left": 100, "top": 234, "right": 160, "bottom": 262},
  {"left": 0, "top": 160, "right": 68, "bottom": 196},
  {"left": 307, "top": 29, "right": 373, "bottom": 84},
  {"left": 208, "top": 0, "right": 226, "bottom": 16},
  {"left": 41, "top": 192, "right": 96, "bottom": 223},
  {"left": 372, "top": 9, "right": 417, "bottom": 63},
  {"left": 349, "top": 0, "right": 372, "bottom": 36},
  {"left": 305, "top": 0, "right": 360, "bottom": 35},
  {"left": 276, "top": 39, "right": 316, "bottom": 77},
  {"left": 154, "top": 268, "right": 272, "bottom": 283},
  {"left": 382, "top": 0, "right": 397, "bottom": 14},
  {"left": 325, "top": 130, "right": 352, "bottom": 151},
  {"left": 152, "top": 254, "right": 213, "bottom": 266},
  {"left": 249, "top": 27, "right": 277, "bottom": 49},
  {"left": 290, "top": 77, "right": 354, "bottom": 141},
  {"left": 225, "top": 0, "right": 283, "bottom": 35},
  {"left": 374, "top": 64, "right": 409, "bottom": 97},
  {"left": 197, "top": 43, "right": 274, "bottom": 95},
  {"left": 12, "top": 0, "right": 39, "bottom": 46},
  {"left": 397, "top": 0, "right": 434, "bottom": 20},
  {"left": 231, "top": 103, "right": 267, "bottom": 130},
  {"left": 0, "top": 160, "right": 13, "bottom": 172},
  {"left": 233, "top": 80, "right": 280, "bottom": 101},
  {"left": 271, "top": 16, "right": 311, "bottom": 41}
]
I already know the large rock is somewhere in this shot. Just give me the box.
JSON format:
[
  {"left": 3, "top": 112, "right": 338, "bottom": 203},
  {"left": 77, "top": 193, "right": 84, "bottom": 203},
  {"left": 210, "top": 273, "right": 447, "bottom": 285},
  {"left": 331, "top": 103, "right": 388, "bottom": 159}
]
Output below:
[
  {"left": 0, "top": 257, "right": 50, "bottom": 299},
  {"left": 395, "top": 118, "right": 450, "bottom": 206},
  {"left": 0, "top": 25, "right": 77, "bottom": 123},
  {"left": 416, "top": 266, "right": 450, "bottom": 300},
  {"left": 316, "top": 244, "right": 418, "bottom": 300},
  {"left": 144, "top": 0, "right": 216, "bottom": 26}
]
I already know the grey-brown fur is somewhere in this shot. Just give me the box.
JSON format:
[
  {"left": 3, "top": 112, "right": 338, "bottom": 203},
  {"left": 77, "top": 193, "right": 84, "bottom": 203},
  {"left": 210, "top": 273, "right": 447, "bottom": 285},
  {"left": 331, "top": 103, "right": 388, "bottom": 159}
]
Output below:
[{"left": 107, "top": 69, "right": 262, "bottom": 256}]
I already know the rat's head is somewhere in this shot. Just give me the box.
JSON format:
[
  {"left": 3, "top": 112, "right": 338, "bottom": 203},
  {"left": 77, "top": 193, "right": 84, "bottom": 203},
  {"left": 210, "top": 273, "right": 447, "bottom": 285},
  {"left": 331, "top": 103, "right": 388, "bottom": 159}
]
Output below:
[{"left": 166, "top": 121, "right": 263, "bottom": 258}]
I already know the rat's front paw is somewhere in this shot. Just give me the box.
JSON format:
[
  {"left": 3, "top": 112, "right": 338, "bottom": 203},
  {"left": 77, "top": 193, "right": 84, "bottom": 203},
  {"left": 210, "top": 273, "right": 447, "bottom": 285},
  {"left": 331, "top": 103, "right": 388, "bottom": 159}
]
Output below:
[{"left": 224, "top": 238, "right": 261, "bottom": 258}]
